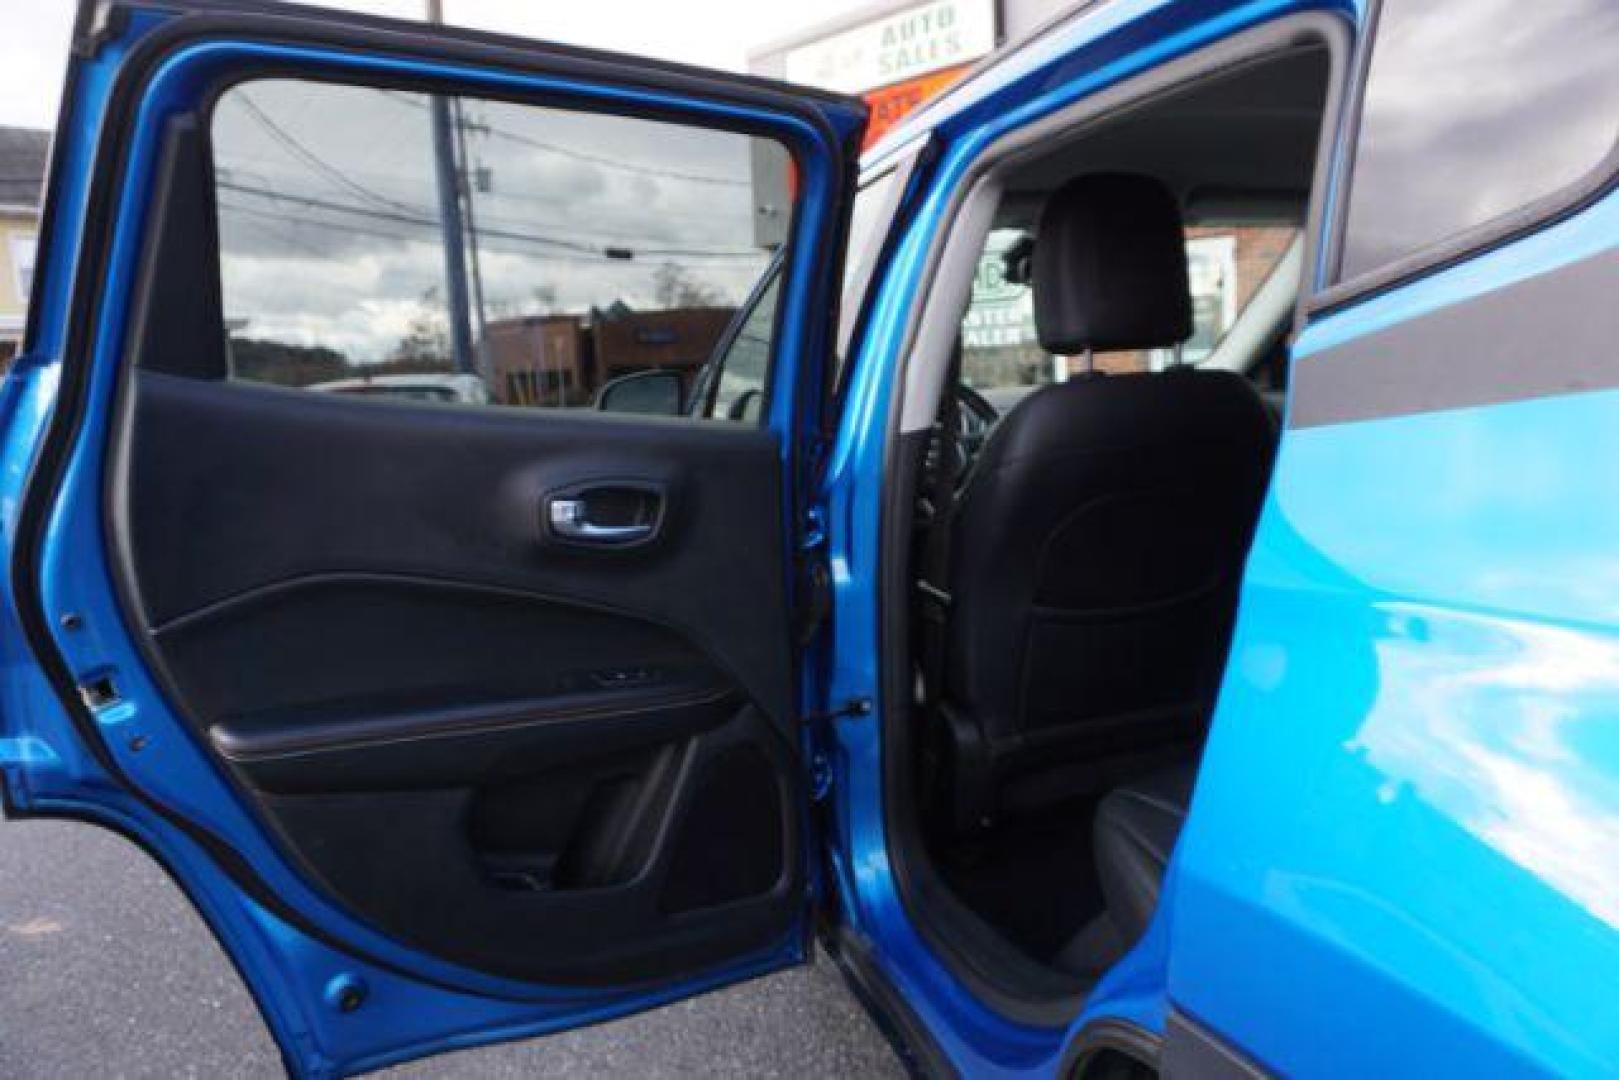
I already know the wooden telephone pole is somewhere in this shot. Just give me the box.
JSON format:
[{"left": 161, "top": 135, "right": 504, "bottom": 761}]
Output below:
[{"left": 426, "top": 0, "right": 476, "bottom": 375}]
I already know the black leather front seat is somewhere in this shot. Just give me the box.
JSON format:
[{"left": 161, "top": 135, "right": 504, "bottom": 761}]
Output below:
[
  {"left": 1093, "top": 764, "right": 1196, "bottom": 944},
  {"left": 939, "top": 173, "right": 1272, "bottom": 826}
]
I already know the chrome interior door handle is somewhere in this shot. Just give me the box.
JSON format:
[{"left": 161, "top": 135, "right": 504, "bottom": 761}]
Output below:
[{"left": 547, "top": 496, "right": 656, "bottom": 544}]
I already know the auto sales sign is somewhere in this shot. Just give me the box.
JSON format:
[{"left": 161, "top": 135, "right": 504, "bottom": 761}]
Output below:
[{"left": 785, "top": 0, "right": 998, "bottom": 94}]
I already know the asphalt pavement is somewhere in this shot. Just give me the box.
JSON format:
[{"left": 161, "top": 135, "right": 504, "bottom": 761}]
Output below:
[{"left": 0, "top": 814, "right": 901, "bottom": 1078}]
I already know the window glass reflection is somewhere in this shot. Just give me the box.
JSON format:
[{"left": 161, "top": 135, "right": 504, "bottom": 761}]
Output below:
[
  {"left": 211, "top": 79, "right": 791, "bottom": 422},
  {"left": 1340, "top": 0, "right": 1619, "bottom": 279}
]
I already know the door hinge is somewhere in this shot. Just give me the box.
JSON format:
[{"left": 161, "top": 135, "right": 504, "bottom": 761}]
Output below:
[
  {"left": 796, "top": 558, "right": 832, "bottom": 646},
  {"left": 796, "top": 505, "right": 831, "bottom": 642},
  {"left": 808, "top": 752, "right": 834, "bottom": 802}
]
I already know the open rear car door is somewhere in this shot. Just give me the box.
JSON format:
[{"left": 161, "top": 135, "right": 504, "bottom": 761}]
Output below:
[{"left": 0, "top": 2, "right": 864, "bottom": 1075}]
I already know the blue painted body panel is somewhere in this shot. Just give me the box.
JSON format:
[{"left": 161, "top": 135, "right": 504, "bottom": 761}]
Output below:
[
  {"left": 0, "top": 8, "right": 859, "bottom": 1077},
  {"left": 821, "top": 0, "right": 1370, "bottom": 1073},
  {"left": 6, "top": 0, "right": 1614, "bottom": 1075},
  {"left": 1169, "top": 181, "right": 1619, "bottom": 1077}
]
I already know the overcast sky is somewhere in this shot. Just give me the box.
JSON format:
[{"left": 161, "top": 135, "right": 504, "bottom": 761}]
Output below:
[
  {"left": 213, "top": 78, "right": 782, "bottom": 359},
  {"left": 0, "top": 0, "right": 876, "bottom": 365},
  {"left": 0, "top": 0, "right": 876, "bottom": 131}
]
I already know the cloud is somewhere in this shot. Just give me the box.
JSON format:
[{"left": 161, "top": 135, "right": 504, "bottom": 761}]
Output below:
[
  {"left": 1, "top": 0, "right": 877, "bottom": 129},
  {"left": 212, "top": 79, "right": 777, "bottom": 361},
  {"left": 1355, "top": 605, "right": 1619, "bottom": 930},
  {"left": 1343, "top": 0, "right": 1619, "bottom": 273}
]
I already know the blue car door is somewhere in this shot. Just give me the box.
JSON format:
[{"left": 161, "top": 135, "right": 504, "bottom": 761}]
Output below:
[
  {"left": 0, "top": 2, "right": 863, "bottom": 1075},
  {"left": 1166, "top": 0, "right": 1619, "bottom": 1073}
]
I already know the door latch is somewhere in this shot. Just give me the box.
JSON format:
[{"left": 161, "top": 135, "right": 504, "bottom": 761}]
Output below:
[
  {"left": 801, "top": 698, "right": 871, "bottom": 726},
  {"left": 799, "top": 504, "right": 827, "bottom": 552}
]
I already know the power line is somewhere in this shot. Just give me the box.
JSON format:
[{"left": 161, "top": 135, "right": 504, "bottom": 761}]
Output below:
[
  {"left": 222, "top": 155, "right": 749, "bottom": 247},
  {"left": 223, "top": 204, "right": 336, "bottom": 259},
  {"left": 236, "top": 95, "right": 426, "bottom": 218},
  {"left": 220, "top": 199, "right": 678, "bottom": 272},
  {"left": 219, "top": 198, "right": 433, "bottom": 249},
  {"left": 217, "top": 184, "right": 767, "bottom": 263},
  {"left": 475, "top": 181, "right": 756, "bottom": 234},
  {"left": 479, "top": 121, "right": 752, "bottom": 189},
  {"left": 229, "top": 94, "right": 761, "bottom": 254},
  {"left": 377, "top": 90, "right": 750, "bottom": 188}
]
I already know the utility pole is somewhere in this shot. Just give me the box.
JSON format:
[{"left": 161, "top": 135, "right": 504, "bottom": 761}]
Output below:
[
  {"left": 451, "top": 96, "right": 494, "bottom": 386},
  {"left": 427, "top": 0, "right": 475, "bottom": 375}
]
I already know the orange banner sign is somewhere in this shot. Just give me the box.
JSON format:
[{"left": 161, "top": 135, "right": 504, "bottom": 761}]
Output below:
[{"left": 861, "top": 63, "right": 972, "bottom": 150}]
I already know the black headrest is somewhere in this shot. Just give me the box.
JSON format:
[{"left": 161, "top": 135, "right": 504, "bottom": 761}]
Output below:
[{"left": 1032, "top": 173, "right": 1192, "bottom": 354}]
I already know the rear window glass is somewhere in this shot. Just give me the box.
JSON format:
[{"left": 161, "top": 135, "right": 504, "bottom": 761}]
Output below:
[
  {"left": 1338, "top": 0, "right": 1619, "bottom": 281},
  {"left": 209, "top": 78, "right": 790, "bottom": 423}
]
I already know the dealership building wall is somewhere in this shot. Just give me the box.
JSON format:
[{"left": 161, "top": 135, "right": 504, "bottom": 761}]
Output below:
[
  {"left": 0, "top": 126, "right": 49, "bottom": 368},
  {"left": 749, "top": 0, "right": 1297, "bottom": 389},
  {"left": 747, "top": 0, "right": 1081, "bottom": 84},
  {"left": 747, "top": 0, "right": 1082, "bottom": 248}
]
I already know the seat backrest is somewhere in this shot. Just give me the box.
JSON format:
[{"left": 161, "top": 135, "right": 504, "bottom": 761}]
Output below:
[{"left": 945, "top": 174, "right": 1274, "bottom": 787}]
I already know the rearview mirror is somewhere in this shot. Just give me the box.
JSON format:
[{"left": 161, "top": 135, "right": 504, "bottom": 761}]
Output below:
[{"left": 595, "top": 369, "right": 683, "bottom": 416}]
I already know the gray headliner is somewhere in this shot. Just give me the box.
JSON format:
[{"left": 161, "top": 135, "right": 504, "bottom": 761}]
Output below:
[{"left": 995, "top": 47, "right": 1329, "bottom": 227}]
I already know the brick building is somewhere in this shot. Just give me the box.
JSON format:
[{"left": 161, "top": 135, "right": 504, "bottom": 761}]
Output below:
[
  {"left": 592, "top": 306, "right": 737, "bottom": 390},
  {"left": 484, "top": 304, "right": 737, "bottom": 408},
  {"left": 485, "top": 314, "right": 593, "bottom": 407}
]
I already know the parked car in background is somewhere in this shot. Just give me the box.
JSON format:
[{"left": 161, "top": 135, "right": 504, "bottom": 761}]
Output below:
[{"left": 307, "top": 372, "right": 490, "bottom": 404}]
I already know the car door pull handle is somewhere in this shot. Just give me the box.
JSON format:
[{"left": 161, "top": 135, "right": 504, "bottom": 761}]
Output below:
[
  {"left": 545, "top": 489, "right": 661, "bottom": 546},
  {"left": 548, "top": 498, "right": 653, "bottom": 543}
]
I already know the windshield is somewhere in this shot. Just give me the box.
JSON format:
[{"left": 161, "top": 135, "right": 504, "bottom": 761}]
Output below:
[
  {"left": 688, "top": 159, "right": 912, "bottom": 422},
  {"left": 959, "top": 221, "right": 1301, "bottom": 412}
]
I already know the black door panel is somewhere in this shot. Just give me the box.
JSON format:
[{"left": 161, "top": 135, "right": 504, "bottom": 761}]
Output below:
[
  {"left": 11, "top": 0, "right": 865, "bottom": 1061},
  {"left": 154, "top": 573, "right": 729, "bottom": 789},
  {"left": 119, "top": 371, "right": 791, "bottom": 720},
  {"left": 259, "top": 705, "right": 795, "bottom": 985},
  {"left": 108, "top": 369, "right": 802, "bottom": 984}
]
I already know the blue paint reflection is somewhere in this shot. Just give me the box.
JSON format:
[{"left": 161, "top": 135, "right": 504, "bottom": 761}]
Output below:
[{"left": 1357, "top": 602, "right": 1619, "bottom": 930}]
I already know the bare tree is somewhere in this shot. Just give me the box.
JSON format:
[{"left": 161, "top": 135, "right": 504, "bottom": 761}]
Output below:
[
  {"left": 653, "top": 262, "right": 721, "bottom": 309},
  {"left": 531, "top": 284, "right": 559, "bottom": 314},
  {"left": 390, "top": 286, "right": 453, "bottom": 364}
]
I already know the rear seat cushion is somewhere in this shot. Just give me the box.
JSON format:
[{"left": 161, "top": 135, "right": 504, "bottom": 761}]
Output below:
[{"left": 1093, "top": 764, "right": 1197, "bottom": 944}]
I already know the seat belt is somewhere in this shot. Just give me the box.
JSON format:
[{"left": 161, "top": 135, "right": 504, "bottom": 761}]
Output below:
[
  {"left": 916, "top": 340, "right": 963, "bottom": 708},
  {"left": 917, "top": 341, "right": 1000, "bottom": 837}
]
